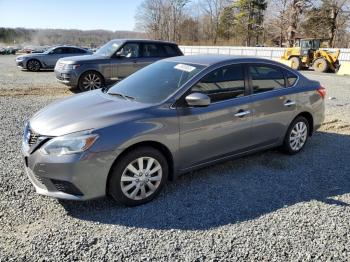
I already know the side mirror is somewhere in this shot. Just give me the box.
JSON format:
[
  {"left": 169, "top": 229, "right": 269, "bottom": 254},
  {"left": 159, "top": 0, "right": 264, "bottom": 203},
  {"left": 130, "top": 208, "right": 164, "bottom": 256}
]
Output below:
[
  {"left": 115, "top": 51, "right": 125, "bottom": 58},
  {"left": 185, "top": 92, "right": 211, "bottom": 107}
]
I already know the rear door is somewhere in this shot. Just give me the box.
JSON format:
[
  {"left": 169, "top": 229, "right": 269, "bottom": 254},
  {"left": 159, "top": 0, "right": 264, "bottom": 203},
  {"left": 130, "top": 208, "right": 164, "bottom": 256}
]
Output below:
[
  {"left": 137, "top": 43, "right": 167, "bottom": 68},
  {"left": 248, "top": 64, "right": 298, "bottom": 147},
  {"left": 177, "top": 64, "right": 253, "bottom": 169}
]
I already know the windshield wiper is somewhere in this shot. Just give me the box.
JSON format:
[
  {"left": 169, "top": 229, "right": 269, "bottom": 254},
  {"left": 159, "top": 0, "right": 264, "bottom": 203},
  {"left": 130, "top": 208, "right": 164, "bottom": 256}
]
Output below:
[{"left": 108, "top": 92, "right": 135, "bottom": 101}]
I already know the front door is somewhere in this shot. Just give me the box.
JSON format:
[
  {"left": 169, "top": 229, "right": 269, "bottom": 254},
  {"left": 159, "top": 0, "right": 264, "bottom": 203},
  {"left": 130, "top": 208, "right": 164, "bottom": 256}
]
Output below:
[
  {"left": 46, "top": 47, "right": 69, "bottom": 68},
  {"left": 111, "top": 42, "right": 141, "bottom": 79},
  {"left": 177, "top": 64, "right": 253, "bottom": 169}
]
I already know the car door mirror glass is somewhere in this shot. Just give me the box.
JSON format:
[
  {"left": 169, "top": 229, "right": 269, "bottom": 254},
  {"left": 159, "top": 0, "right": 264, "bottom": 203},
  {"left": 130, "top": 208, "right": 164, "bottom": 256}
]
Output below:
[{"left": 185, "top": 92, "right": 211, "bottom": 107}]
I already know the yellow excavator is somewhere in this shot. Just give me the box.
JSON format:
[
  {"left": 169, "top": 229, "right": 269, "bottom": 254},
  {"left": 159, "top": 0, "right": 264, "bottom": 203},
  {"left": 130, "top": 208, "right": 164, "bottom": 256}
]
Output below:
[{"left": 281, "top": 38, "right": 340, "bottom": 73}]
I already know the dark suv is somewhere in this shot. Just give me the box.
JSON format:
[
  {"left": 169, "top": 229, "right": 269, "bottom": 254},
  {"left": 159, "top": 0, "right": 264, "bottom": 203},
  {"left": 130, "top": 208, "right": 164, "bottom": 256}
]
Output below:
[{"left": 55, "top": 39, "right": 183, "bottom": 91}]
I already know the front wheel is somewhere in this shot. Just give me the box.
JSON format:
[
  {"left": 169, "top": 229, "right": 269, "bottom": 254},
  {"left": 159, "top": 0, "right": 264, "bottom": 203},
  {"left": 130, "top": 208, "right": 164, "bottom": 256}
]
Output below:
[
  {"left": 27, "top": 59, "right": 41, "bottom": 72},
  {"left": 281, "top": 116, "right": 310, "bottom": 155},
  {"left": 313, "top": 58, "right": 329, "bottom": 73},
  {"left": 108, "top": 147, "right": 168, "bottom": 206},
  {"left": 289, "top": 57, "right": 301, "bottom": 70},
  {"left": 78, "top": 71, "right": 104, "bottom": 91}
]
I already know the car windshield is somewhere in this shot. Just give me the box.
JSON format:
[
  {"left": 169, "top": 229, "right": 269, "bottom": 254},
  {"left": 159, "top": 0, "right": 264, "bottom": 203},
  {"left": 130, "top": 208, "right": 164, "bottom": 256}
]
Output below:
[
  {"left": 43, "top": 47, "right": 55, "bottom": 54},
  {"left": 94, "top": 40, "right": 122, "bottom": 57},
  {"left": 107, "top": 61, "right": 205, "bottom": 103}
]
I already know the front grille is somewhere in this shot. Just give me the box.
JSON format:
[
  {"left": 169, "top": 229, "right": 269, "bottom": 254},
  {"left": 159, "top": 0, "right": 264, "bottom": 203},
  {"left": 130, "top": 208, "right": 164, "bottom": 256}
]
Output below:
[
  {"left": 28, "top": 129, "right": 39, "bottom": 146},
  {"left": 23, "top": 123, "right": 48, "bottom": 152}
]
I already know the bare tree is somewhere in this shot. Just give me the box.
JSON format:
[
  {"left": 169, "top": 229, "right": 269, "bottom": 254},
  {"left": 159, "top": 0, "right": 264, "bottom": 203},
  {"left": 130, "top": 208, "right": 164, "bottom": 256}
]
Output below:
[
  {"left": 286, "top": 0, "right": 313, "bottom": 46},
  {"left": 327, "top": 0, "right": 350, "bottom": 47},
  {"left": 135, "top": 0, "right": 164, "bottom": 39},
  {"left": 201, "top": 0, "right": 229, "bottom": 44},
  {"left": 133, "top": 0, "right": 350, "bottom": 47}
]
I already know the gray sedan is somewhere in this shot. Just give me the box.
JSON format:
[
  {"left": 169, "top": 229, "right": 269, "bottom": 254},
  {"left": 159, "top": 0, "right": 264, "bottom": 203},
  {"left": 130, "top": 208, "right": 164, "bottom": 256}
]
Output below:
[
  {"left": 16, "top": 46, "right": 92, "bottom": 71},
  {"left": 22, "top": 55, "right": 325, "bottom": 206}
]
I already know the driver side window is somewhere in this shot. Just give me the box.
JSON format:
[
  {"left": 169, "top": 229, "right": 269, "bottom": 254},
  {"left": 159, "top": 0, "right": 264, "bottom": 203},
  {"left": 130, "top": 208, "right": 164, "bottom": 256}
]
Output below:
[
  {"left": 118, "top": 43, "right": 140, "bottom": 58},
  {"left": 191, "top": 64, "right": 246, "bottom": 102}
]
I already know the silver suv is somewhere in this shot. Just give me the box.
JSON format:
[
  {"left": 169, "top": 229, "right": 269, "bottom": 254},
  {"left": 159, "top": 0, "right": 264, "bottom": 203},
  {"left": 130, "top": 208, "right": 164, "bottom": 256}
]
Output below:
[{"left": 55, "top": 39, "right": 183, "bottom": 91}]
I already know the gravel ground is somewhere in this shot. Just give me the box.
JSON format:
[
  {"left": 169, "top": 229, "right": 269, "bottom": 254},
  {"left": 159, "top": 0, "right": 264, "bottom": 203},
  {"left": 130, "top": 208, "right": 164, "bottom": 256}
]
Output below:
[
  {"left": 0, "top": 55, "right": 63, "bottom": 90},
  {"left": 0, "top": 55, "right": 350, "bottom": 261}
]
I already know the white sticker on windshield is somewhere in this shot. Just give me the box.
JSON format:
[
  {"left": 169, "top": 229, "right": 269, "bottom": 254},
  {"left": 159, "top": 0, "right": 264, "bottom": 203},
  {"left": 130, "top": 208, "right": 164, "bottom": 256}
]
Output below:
[{"left": 174, "top": 63, "right": 196, "bottom": 72}]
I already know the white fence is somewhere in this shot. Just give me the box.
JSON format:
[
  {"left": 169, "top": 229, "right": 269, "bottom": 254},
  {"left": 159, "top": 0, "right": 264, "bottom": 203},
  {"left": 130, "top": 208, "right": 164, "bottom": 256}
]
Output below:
[{"left": 179, "top": 46, "right": 350, "bottom": 63}]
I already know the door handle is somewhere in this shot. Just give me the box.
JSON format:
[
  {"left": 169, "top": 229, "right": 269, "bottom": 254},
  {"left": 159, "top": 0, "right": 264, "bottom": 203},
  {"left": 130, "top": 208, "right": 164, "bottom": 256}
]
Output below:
[
  {"left": 234, "top": 109, "right": 251, "bottom": 117},
  {"left": 284, "top": 100, "right": 296, "bottom": 107}
]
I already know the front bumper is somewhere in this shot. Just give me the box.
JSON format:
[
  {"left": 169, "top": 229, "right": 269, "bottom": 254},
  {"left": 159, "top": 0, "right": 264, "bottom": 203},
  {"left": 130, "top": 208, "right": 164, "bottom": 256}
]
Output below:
[
  {"left": 16, "top": 61, "right": 26, "bottom": 69},
  {"left": 22, "top": 145, "right": 118, "bottom": 201},
  {"left": 55, "top": 69, "right": 79, "bottom": 87}
]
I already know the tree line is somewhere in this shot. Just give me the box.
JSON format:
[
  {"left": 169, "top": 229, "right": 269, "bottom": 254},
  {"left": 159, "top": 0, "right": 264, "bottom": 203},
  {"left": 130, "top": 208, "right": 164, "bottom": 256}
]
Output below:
[
  {"left": 0, "top": 28, "right": 145, "bottom": 47},
  {"left": 1, "top": 0, "right": 349, "bottom": 48},
  {"left": 135, "top": 0, "right": 350, "bottom": 47}
]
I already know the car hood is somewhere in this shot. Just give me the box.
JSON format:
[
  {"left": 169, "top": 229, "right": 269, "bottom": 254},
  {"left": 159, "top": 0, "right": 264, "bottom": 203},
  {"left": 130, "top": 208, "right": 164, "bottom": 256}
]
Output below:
[
  {"left": 58, "top": 54, "right": 107, "bottom": 64},
  {"left": 30, "top": 90, "right": 150, "bottom": 137}
]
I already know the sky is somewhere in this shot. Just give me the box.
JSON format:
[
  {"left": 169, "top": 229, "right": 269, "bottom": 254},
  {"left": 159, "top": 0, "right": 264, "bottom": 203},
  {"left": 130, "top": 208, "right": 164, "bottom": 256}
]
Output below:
[{"left": 0, "top": 0, "right": 144, "bottom": 31}]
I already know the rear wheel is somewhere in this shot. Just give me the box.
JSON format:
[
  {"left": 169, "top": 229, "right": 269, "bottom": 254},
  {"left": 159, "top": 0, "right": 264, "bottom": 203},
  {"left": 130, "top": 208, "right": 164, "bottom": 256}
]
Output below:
[
  {"left": 27, "top": 59, "right": 41, "bottom": 72},
  {"left": 108, "top": 147, "right": 168, "bottom": 206},
  {"left": 289, "top": 57, "right": 301, "bottom": 70},
  {"left": 78, "top": 71, "right": 104, "bottom": 91},
  {"left": 313, "top": 58, "right": 329, "bottom": 73},
  {"left": 281, "top": 116, "right": 310, "bottom": 155}
]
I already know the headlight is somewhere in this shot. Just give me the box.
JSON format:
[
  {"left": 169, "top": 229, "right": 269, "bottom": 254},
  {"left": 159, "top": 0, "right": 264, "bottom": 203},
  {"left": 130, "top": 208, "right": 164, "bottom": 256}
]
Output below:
[
  {"left": 16, "top": 56, "right": 25, "bottom": 61},
  {"left": 41, "top": 133, "right": 98, "bottom": 155},
  {"left": 63, "top": 64, "right": 80, "bottom": 70}
]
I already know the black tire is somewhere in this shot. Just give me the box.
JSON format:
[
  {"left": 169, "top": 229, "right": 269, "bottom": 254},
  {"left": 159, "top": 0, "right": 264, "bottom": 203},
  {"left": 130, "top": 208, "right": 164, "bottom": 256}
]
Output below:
[
  {"left": 313, "top": 58, "right": 329, "bottom": 73},
  {"left": 289, "top": 57, "right": 301, "bottom": 70},
  {"left": 78, "top": 71, "right": 104, "bottom": 92},
  {"left": 334, "top": 60, "right": 340, "bottom": 73},
  {"left": 108, "top": 147, "right": 168, "bottom": 206},
  {"left": 26, "top": 59, "right": 41, "bottom": 72},
  {"left": 281, "top": 116, "right": 310, "bottom": 155}
]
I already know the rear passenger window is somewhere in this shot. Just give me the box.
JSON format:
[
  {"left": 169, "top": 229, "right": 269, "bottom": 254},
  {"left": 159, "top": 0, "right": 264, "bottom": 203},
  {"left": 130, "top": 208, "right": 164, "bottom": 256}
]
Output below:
[
  {"left": 142, "top": 44, "right": 165, "bottom": 57},
  {"left": 163, "top": 45, "right": 179, "bottom": 56},
  {"left": 285, "top": 70, "right": 298, "bottom": 87},
  {"left": 249, "top": 65, "right": 285, "bottom": 93},
  {"left": 71, "top": 48, "right": 86, "bottom": 54},
  {"left": 61, "top": 48, "right": 71, "bottom": 54},
  {"left": 191, "top": 64, "right": 245, "bottom": 102}
]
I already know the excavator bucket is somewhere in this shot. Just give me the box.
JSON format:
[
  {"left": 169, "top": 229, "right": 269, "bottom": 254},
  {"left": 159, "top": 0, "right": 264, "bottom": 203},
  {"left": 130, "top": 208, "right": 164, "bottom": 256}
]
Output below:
[{"left": 337, "top": 62, "right": 350, "bottom": 76}]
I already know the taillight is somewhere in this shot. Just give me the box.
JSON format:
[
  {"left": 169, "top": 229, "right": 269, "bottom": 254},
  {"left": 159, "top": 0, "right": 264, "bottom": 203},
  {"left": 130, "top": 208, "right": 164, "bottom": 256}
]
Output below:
[{"left": 317, "top": 86, "right": 326, "bottom": 99}]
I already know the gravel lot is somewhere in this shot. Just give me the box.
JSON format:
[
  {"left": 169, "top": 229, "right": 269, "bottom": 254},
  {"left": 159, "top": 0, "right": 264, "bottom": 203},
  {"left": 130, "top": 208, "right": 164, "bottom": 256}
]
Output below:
[{"left": 1, "top": 55, "right": 350, "bottom": 261}]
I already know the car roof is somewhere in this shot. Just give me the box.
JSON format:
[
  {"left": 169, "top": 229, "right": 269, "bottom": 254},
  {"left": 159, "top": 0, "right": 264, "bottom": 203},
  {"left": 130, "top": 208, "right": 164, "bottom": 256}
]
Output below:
[
  {"left": 52, "top": 45, "right": 86, "bottom": 49},
  {"left": 111, "top": 39, "right": 177, "bottom": 45},
  {"left": 163, "top": 55, "right": 293, "bottom": 67}
]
